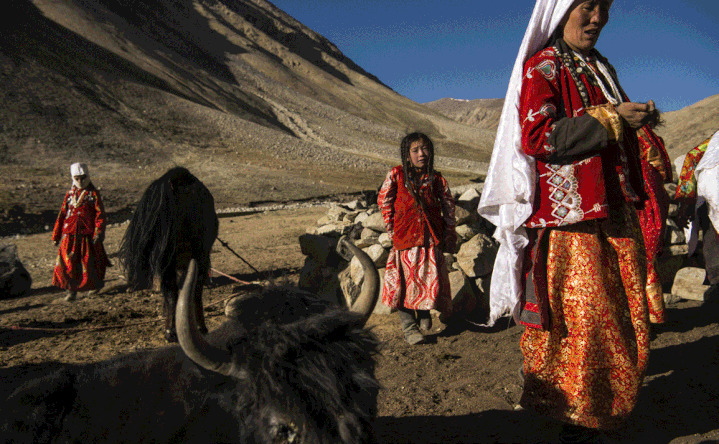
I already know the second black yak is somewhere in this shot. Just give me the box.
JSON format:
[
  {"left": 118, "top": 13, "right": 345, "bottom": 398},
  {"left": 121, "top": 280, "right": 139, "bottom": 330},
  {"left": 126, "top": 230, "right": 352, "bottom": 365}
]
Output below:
[{"left": 119, "top": 167, "right": 218, "bottom": 342}]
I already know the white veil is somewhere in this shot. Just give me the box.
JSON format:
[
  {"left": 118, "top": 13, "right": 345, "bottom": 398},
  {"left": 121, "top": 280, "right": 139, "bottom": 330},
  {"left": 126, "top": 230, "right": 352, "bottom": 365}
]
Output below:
[
  {"left": 696, "top": 130, "right": 719, "bottom": 229},
  {"left": 477, "top": 0, "right": 586, "bottom": 326}
]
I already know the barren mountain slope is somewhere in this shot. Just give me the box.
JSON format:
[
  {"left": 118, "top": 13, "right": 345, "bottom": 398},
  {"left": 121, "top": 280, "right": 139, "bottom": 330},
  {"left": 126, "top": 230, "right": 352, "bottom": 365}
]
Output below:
[
  {"left": 424, "top": 98, "right": 504, "bottom": 132},
  {"left": 654, "top": 94, "right": 719, "bottom": 163},
  {"left": 0, "top": 0, "right": 493, "bottom": 230}
]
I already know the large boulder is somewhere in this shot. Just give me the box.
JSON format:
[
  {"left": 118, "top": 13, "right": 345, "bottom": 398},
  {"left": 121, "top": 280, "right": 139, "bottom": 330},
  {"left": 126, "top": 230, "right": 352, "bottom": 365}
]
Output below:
[
  {"left": 355, "top": 227, "right": 381, "bottom": 248},
  {"left": 672, "top": 267, "right": 709, "bottom": 301},
  {"left": 378, "top": 233, "right": 393, "bottom": 249},
  {"left": 456, "top": 187, "right": 481, "bottom": 213},
  {"left": 439, "top": 270, "right": 477, "bottom": 324},
  {"left": 361, "top": 212, "right": 387, "bottom": 233},
  {"left": 456, "top": 233, "right": 499, "bottom": 278},
  {"left": 455, "top": 223, "right": 479, "bottom": 243},
  {"left": 0, "top": 244, "right": 32, "bottom": 299},
  {"left": 454, "top": 206, "right": 473, "bottom": 226}
]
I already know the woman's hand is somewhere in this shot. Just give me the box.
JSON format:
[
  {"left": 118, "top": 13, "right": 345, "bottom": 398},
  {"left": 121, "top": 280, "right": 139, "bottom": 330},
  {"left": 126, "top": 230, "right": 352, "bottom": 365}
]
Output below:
[
  {"left": 615, "top": 100, "right": 660, "bottom": 129},
  {"left": 675, "top": 201, "right": 695, "bottom": 229}
]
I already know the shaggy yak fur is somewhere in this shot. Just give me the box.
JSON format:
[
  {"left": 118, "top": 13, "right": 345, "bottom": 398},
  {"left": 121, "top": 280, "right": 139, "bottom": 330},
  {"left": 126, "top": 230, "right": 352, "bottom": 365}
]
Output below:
[
  {"left": 118, "top": 167, "right": 218, "bottom": 342},
  {"left": 1, "top": 260, "right": 381, "bottom": 444}
]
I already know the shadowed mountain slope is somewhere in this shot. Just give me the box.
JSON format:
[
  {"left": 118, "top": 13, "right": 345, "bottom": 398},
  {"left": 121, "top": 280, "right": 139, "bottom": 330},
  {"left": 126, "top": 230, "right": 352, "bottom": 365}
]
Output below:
[{"left": 0, "top": 0, "right": 493, "bottom": 220}]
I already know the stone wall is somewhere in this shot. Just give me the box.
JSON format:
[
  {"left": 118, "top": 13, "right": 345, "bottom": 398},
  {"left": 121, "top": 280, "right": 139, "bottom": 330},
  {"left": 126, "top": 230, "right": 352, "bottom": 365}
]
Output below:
[{"left": 298, "top": 181, "right": 711, "bottom": 326}]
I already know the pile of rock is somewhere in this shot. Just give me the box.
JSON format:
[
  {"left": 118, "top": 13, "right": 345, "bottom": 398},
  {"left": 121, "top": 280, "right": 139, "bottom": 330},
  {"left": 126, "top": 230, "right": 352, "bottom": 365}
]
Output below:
[
  {"left": 297, "top": 180, "right": 713, "bottom": 326},
  {"left": 298, "top": 184, "right": 499, "bottom": 324},
  {"left": 661, "top": 183, "right": 713, "bottom": 302}
]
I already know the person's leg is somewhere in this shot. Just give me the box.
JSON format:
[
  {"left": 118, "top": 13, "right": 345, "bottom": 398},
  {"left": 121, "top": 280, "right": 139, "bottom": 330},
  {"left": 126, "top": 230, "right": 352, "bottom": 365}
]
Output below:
[
  {"left": 397, "top": 307, "right": 424, "bottom": 345},
  {"left": 702, "top": 218, "right": 719, "bottom": 301},
  {"left": 416, "top": 309, "right": 432, "bottom": 331},
  {"left": 703, "top": 221, "right": 719, "bottom": 284}
]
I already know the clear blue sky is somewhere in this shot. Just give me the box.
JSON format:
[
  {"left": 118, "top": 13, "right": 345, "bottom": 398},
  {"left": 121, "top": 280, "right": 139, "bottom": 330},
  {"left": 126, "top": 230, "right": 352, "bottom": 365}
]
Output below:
[{"left": 270, "top": 0, "right": 718, "bottom": 112}]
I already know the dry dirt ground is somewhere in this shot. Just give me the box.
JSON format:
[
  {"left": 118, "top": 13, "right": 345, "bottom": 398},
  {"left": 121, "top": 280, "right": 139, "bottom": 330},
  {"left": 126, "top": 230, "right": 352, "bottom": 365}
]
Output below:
[{"left": 2, "top": 206, "right": 719, "bottom": 444}]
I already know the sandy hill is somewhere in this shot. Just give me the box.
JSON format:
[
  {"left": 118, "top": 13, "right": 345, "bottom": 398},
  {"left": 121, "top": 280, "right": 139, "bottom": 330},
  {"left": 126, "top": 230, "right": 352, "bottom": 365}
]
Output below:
[
  {"left": 0, "top": 0, "right": 494, "bottom": 228},
  {"left": 653, "top": 94, "right": 719, "bottom": 163},
  {"left": 423, "top": 98, "right": 504, "bottom": 132}
]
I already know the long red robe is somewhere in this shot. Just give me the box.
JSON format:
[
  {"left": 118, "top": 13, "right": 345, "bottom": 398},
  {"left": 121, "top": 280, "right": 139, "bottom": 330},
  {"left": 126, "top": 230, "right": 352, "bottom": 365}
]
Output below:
[
  {"left": 52, "top": 184, "right": 110, "bottom": 291},
  {"left": 378, "top": 166, "right": 455, "bottom": 313},
  {"left": 517, "top": 43, "right": 650, "bottom": 430},
  {"left": 636, "top": 128, "right": 672, "bottom": 323}
]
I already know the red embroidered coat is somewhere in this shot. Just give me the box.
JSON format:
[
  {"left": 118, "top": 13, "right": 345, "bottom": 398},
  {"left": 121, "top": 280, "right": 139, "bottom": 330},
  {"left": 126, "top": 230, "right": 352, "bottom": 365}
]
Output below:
[
  {"left": 520, "top": 47, "right": 646, "bottom": 228},
  {"left": 379, "top": 166, "right": 455, "bottom": 251},
  {"left": 52, "top": 184, "right": 109, "bottom": 291},
  {"left": 52, "top": 185, "right": 106, "bottom": 241}
]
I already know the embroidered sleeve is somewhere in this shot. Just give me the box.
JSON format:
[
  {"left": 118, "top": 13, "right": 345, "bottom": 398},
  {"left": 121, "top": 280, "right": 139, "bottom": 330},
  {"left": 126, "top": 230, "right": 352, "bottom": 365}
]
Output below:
[
  {"left": 93, "top": 191, "right": 107, "bottom": 239},
  {"left": 584, "top": 104, "right": 623, "bottom": 142},
  {"left": 520, "top": 51, "right": 607, "bottom": 163},
  {"left": 377, "top": 169, "right": 398, "bottom": 240},
  {"left": 52, "top": 192, "right": 69, "bottom": 242}
]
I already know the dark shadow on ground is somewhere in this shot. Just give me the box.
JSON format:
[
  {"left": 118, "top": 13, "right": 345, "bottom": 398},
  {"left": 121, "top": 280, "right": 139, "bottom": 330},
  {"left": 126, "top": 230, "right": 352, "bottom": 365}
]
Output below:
[
  {"left": 0, "top": 326, "right": 63, "bottom": 348},
  {"left": 655, "top": 300, "right": 719, "bottom": 334},
  {"left": 374, "top": 409, "right": 561, "bottom": 444},
  {"left": 595, "top": 330, "right": 719, "bottom": 443},
  {"left": 0, "top": 304, "right": 45, "bottom": 316}
]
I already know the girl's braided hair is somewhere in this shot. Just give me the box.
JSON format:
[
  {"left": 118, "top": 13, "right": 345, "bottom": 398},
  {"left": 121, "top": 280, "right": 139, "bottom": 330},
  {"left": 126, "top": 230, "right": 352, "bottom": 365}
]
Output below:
[{"left": 400, "top": 132, "right": 436, "bottom": 207}]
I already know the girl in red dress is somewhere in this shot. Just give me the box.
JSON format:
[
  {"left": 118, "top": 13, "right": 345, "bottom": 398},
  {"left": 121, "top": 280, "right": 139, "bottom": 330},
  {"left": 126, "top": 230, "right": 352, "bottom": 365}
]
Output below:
[
  {"left": 52, "top": 163, "right": 110, "bottom": 301},
  {"left": 378, "top": 133, "right": 456, "bottom": 345}
]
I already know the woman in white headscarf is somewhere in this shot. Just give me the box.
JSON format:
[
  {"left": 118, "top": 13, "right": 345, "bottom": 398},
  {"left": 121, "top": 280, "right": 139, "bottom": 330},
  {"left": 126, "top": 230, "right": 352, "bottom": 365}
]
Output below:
[
  {"left": 478, "top": 0, "right": 663, "bottom": 439},
  {"left": 52, "top": 163, "right": 110, "bottom": 301},
  {"left": 676, "top": 129, "right": 719, "bottom": 301}
]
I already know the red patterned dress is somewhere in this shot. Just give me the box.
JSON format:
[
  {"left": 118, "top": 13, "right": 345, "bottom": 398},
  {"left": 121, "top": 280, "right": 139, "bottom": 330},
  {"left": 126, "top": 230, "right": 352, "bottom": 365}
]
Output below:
[
  {"left": 378, "top": 166, "right": 456, "bottom": 313},
  {"left": 516, "top": 42, "right": 650, "bottom": 430},
  {"left": 52, "top": 184, "right": 110, "bottom": 292},
  {"left": 636, "top": 128, "right": 672, "bottom": 323}
]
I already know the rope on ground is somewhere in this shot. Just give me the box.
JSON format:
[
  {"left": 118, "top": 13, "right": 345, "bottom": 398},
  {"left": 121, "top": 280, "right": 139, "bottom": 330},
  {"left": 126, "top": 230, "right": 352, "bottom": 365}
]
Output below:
[
  {"left": 210, "top": 267, "right": 254, "bottom": 285},
  {"left": 216, "top": 237, "right": 263, "bottom": 276}
]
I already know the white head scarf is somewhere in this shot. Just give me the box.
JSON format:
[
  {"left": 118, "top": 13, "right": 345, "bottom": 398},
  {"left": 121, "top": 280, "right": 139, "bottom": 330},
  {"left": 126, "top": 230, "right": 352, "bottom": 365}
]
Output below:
[
  {"left": 477, "top": 0, "right": 612, "bottom": 326},
  {"left": 70, "top": 162, "right": 90, "bottom": 189},
  {"left": 696, "top": 130, "right": 719, "bottom": 229}
]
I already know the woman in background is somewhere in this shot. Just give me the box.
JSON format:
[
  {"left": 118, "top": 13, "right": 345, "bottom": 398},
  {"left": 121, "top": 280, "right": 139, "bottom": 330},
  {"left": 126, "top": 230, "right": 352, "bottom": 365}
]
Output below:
[{"left": 52, "top": 162, "right": 110, "bottom": 301}]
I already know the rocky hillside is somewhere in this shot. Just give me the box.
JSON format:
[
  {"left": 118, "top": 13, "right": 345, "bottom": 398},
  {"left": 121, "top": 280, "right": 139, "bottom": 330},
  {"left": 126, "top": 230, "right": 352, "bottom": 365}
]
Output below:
[
  {"left": 423, "top": 98, "right": 504, "bottom": 132},
  {"left": 654, "top": 94, "right": 719, "bottom": 162},
  {"left": 0, "top": 0, "right": 494, "bottom": 227}
]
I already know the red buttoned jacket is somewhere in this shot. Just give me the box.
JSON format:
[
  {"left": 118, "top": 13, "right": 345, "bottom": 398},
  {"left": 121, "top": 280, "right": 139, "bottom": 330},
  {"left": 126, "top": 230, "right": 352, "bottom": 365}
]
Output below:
[
  {"left": 52, "top": 184, "right": 106, "bottom": 241},
  {"left": 377, "top": 166, "right": 456, "bottom": 251}
]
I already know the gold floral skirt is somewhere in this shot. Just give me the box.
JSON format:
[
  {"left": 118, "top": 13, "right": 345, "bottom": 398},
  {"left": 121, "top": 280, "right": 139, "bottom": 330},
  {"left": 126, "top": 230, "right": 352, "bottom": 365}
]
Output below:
[{"left": 520, "top": 210, "right": 650, "bottom": 430}]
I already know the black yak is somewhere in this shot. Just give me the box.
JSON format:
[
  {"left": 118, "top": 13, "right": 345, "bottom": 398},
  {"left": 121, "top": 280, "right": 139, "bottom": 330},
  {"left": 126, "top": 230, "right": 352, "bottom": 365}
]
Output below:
[
  {"left": 2, "top": 237, "right": 381, "bottom": 443},
  {"left": 118, "top": 167, "right": 218, "bottom": 342}
]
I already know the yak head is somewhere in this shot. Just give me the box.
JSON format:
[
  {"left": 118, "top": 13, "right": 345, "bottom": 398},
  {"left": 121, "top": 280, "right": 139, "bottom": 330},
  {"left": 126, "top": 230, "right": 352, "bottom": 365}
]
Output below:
[{"left": 177, "top": 237, "right": 381, "bottom": 444}]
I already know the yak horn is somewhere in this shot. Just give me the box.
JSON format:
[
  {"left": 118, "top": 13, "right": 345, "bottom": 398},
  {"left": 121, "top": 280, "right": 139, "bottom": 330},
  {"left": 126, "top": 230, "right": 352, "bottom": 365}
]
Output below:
[
  {"left": 337, "top": 236, "right": 379, "bottom": 321},
  {"left": 177, "top": 259, "right": 233, "bottom": 376}
]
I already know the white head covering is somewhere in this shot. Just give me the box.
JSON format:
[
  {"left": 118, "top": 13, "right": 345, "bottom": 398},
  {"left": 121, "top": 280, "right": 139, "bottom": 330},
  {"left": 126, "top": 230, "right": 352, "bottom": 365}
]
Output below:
[
  {"left": 70, "top": 162, "right": 90, "bottom": 189},
  {"left": 696, "top": 130, "right": 719, "bottom": 229},
  {"left": 477, "top": 0, "right": 611, "bottom": 326}
]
